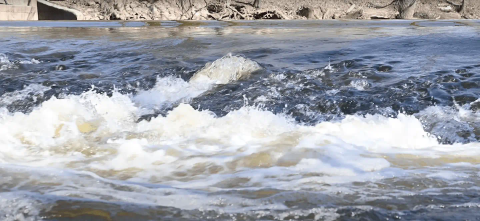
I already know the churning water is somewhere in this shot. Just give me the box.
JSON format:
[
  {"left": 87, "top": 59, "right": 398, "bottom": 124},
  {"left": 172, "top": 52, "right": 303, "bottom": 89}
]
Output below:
[{"left": 0, "top": 20, "right": 479, "bottom": 220}]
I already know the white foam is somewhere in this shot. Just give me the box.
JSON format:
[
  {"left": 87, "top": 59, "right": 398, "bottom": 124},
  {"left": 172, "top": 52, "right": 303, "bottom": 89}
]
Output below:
[
  {"left": 349, "top": 79, "right": 370, "bottom": 90},
  {"left": 133, "top": 76, "right": 208, "bottom": 109},
  {"left": 0, "top": 89, "right": 138, "bottom": 158},
  {"left": 19, "top": 58, "right": 41, "bottom": 64},
  {"left": 313, "top": 113, "right": 439, "bottom": 150},
  {"left": 0, "top": 92, "right": 478, "bottom": 183}
]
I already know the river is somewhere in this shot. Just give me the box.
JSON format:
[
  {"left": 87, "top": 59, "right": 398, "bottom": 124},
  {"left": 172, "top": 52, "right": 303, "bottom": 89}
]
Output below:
[{"left": 0, "top": 20, "right": 479, "bottom": 220}]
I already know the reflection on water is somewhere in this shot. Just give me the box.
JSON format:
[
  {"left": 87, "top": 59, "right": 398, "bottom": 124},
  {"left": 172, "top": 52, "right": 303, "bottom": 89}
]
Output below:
[{"left": 0, "top": 20, "right": 479, "bottom": 220}]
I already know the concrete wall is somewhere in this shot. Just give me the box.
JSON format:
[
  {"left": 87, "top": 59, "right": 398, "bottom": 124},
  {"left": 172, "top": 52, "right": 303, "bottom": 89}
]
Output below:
[
  {"left": 0, "top": 0, "right": 38, "bottom": 20},
  {"left": 0, "top": 0, "right": 83, "bottom": 20},
  {"left": 3, "top": 0, "right": 33, "bottom": 6}
]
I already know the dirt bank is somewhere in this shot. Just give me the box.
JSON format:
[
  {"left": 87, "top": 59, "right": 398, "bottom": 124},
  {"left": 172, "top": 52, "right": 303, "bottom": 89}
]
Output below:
[{"left": 50, "top": 0, "right": 480, "bottom": 20}]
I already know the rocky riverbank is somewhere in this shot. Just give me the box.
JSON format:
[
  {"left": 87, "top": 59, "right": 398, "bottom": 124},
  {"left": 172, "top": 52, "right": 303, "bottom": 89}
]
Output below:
[{"left": 50, "top": 0, "right": 479, "bottom": 20}]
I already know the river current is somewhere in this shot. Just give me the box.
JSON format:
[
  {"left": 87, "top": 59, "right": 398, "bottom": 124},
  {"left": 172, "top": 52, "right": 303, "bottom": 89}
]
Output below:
[{"left": 0, "top": 20, "right": 479, "bottom": 220}]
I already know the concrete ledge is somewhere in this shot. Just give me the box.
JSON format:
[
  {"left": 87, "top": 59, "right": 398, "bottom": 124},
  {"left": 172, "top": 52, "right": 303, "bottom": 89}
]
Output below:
[
  {"left": 0, "top": 5, "right": 38, "bottom": 20},
  {"left": 37, "top": 0, "right": 83, "bottom": 20}
]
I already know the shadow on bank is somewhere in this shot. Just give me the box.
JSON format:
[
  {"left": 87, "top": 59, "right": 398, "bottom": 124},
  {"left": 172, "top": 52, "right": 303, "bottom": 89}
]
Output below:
[{"left": 38, "top": 0, "right": 82, "bottom": 20}]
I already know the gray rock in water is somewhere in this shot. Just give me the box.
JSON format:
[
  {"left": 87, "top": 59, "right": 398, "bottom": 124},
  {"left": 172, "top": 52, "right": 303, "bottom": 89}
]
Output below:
[
  {"left": 55, "top": 65, "right": 67, "bottom": 71},
  {"left": 189, "top": 54, "right": 262, "bottom": 85}
]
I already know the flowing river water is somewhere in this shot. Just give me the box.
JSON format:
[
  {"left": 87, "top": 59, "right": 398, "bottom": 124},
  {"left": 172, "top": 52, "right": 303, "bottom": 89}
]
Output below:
[{"left": 0, "top": 20, "right": 479, "bottom": 220}]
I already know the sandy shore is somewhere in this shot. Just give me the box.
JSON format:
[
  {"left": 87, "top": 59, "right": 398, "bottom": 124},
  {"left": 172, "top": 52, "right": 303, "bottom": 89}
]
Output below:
[{"left": 51, "top": 0, "right": 479, "bottom": 20}]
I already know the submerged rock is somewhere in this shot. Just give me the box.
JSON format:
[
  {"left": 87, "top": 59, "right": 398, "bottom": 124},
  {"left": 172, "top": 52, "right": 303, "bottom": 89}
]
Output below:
[{"left": 55, "top": 65, "right": 67, "bottom": 71}]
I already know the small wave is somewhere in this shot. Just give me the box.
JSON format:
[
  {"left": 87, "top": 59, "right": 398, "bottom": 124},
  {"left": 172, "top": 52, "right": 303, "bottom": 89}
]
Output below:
[
  {"left": 0, "top": 84, "right": 50, "bottom": 107},
  {"left": 0, "top": 53, "right": 14, "bottom": 71},
  {"left": 0, "top": 53, "right": 41, "bottom": 71},
  {"left": 133, "top": 76, "right": 206, "bottom": 110},
  {"left": 415, "top": 101, "right": 480, "bottom": 144}
]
